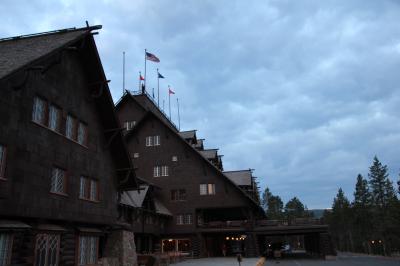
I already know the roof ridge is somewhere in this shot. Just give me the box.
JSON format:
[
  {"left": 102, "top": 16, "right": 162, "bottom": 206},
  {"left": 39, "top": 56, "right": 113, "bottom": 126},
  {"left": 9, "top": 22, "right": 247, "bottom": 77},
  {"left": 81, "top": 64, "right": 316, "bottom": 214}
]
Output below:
[{"left": 0, "top": 25, "right": 102, "bottom": 43}]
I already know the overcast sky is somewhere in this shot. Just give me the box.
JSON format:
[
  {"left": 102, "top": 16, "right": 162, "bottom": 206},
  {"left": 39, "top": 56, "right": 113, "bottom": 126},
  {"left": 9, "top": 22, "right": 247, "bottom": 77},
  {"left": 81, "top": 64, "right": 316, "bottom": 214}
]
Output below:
[{"left": 2, "top": 0, "right": 400, "bottom": 208}]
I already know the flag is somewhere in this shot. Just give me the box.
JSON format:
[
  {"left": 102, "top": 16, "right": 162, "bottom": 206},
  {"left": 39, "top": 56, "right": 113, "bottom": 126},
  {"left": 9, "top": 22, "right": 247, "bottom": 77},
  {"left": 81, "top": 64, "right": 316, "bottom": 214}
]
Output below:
[
  {"left": 169, "top": 88, "right": 175, "bottom": 95},
  {"left": 158, "top": 72, "right": 165, "bottom": 79},
  {"left": 145, "top": 52, "right": 160, "bottom": 63},
  {"left": 139, "top": 75, "right": 145, "bottom": 81}
]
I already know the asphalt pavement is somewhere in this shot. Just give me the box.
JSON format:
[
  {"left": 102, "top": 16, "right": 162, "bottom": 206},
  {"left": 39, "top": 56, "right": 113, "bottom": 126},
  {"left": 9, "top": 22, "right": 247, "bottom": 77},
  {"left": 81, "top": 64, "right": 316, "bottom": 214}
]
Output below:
[{"left": 175, "top": 253, "right": 400, "bottom": 266}]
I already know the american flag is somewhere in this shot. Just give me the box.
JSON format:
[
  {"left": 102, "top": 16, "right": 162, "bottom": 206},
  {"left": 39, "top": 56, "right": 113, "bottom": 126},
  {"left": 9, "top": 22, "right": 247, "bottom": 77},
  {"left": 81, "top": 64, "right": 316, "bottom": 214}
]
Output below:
[{"left": 146, "top": 52, "right": 160, "bottom": 63}]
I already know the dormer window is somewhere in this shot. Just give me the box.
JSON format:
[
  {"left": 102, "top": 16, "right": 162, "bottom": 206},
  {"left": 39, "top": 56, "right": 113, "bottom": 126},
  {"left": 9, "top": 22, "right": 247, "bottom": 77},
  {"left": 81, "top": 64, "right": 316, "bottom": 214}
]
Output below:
[
  {"left": 125, "top": 121, "right": 136, "bottom": 131},
  {"left": 146, "top": 136, "right": 160, "bottom": 146}
]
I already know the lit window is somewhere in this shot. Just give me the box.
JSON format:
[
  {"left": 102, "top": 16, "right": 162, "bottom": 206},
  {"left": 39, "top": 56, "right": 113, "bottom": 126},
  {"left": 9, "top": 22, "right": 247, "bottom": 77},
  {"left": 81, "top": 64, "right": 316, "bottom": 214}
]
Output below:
[
  {"left": 48, "top": 104, "right": 60, "bottom": 131},
  {"left": 66, "top": 115, "right": 76, "bottom": 140},
  {"left": 34, "top": 233, "right": 60, "bottom": 266},
  {"left": 0, "top": 233, "right": 13, "bottom": 265},
  {"left": 77, "top": 122, "right": 87, "bottom": 145},
  {"left": 200, "top": 183, "right": 215, "bottom": 195},
  {"left": 32, "top": 96, "right": 47, "bottom": 125},
  {"left": 184, "top": 214, "right": 193, "bottom": 225},
  {"left": 80, "top": 177, "right": 99, "bottom": 201},
  {"left": 0, "top": 145, "right": 7, "bottom": 179},
  {"left": 172, "top": 156, "right": 178, "bottom": 162},
  {"left": 133, "top": 153, "right": 139, "bottom": 158},
  {"left": 161, "top": 166, "right": 169, "bottom": 176},
  {"left": 50, "top": 167, "right": 67, "bottom": 194},
  {"left": 78, "top": 236, "right": 98, "bottom": 266},
  {"left": 153, "top": 166, "right": 160, "bottom": 177}
]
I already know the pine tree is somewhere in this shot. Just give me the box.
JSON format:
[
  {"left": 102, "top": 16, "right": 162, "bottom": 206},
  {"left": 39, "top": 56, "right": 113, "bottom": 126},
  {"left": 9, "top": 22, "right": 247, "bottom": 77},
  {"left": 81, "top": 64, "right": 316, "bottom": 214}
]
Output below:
[
  {"left": 352, "top": 174, "right": 372, "bottom": 252},
  {"left": 331, "top": 188, "right": 353, "bottom": 251},
  {"left": 368, "top": 156, "right": 389, "bottom": 207},
  {"left": 261, "top": 187, "right": 283, "bottom": 219},
  {"left": 284, "top": 197, "right": 307, "bottom": 221}
]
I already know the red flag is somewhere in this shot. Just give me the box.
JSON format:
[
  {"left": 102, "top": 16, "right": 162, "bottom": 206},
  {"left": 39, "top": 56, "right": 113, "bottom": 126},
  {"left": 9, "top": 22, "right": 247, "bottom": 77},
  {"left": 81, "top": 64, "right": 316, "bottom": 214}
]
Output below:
[
  {"left": 169, "top": 88, "right": 175, "bottom": 95},
  {"left": 139, "top": 75, "right": 145, "bottom": 81}
]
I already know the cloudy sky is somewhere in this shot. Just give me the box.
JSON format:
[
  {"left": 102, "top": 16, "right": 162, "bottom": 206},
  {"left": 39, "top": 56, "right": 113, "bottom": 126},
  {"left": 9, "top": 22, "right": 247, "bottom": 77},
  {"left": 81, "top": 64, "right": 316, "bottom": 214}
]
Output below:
[{"left": 2, "top": 0, "right": 400, "bottom": 208}]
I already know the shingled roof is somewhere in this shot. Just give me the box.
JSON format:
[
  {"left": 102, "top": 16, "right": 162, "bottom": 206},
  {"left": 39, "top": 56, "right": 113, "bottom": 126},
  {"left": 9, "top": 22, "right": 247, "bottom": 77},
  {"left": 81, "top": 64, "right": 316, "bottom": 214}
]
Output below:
[
  {"left": 199, "top": 149, "right": 219, "bottom": 160},
  {"left": 178, "top": 130, "right": 197, "bottom": 140},
  {"left": 0, "top": 26, "right": 99, "bottom": 80},
  {"left": 224, "top": 170, "right": 253, "bottom": 186}
]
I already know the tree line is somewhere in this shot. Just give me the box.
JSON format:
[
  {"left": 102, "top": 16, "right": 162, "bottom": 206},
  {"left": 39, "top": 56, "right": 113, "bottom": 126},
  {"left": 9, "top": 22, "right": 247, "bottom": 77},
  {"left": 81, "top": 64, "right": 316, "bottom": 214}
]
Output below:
[{"left": 324, "top": 156, "right": 400, "bottom": 256}]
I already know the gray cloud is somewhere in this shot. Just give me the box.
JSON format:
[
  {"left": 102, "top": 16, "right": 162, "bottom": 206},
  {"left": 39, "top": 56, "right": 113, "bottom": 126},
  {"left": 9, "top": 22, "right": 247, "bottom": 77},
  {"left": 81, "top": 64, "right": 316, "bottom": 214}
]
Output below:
[{"left": 1, "top": 0, "right": 400, "bottom": 208}]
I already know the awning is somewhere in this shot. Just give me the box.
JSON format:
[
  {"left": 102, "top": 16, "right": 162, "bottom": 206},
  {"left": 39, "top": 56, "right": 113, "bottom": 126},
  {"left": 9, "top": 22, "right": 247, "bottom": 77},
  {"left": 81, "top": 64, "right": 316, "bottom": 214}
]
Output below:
[
  {"left": 0, "top": 220, "right": 31, "bottom": 229},
  {"left": 36, "top": 224, "right": 67, "bottom": 231},
  {"left": 76, "top": 227, "right": 104, "bottom": 234}
]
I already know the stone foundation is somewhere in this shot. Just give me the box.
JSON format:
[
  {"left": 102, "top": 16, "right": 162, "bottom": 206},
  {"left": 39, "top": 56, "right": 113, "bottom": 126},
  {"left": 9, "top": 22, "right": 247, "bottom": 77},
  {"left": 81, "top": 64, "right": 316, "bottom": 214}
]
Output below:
[{"left": 104, "top": 230, "right": 137, "bottom": 266}]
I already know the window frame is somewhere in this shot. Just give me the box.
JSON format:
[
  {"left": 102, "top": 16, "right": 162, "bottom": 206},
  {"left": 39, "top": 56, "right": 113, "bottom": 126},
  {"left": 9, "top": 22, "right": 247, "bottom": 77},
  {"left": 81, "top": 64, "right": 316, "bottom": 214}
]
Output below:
[
  {"left": 161, "top": 165, "right": 169, "bottom": 176},
  {"left": 154, "top": 135, "right": 160, "bottom": 146},
  {"left": 32, "top": 96, "right": 48, "bottom": 125},
  {"left": 77, "top": 122, "right": 88, "bottom": 146},
  {"left": 48, "top": 104, "right": 61, "bottom": 132},
  {"left": 50, "top": 166, "right": 68, "bottom": 196},
  {"left": 77, "top": 235, "right": 99, "bottom": 266},
  {"left": 200, "top": 183, "right": 215, "bottom": 195},
  {"left": 153, "top": 166, "right": 160, "bottom": 177},
  {"left": 79, "top": 176, "right": 99, "bottom": 202},
  {"left": 34, "top": 233, "right": 60, "bottom": 266},
  {"left": 0, "top": 233, "right": 13, "bottom": 266},
  {"left": 0, "top": 144, "right": 7, "bottom": 180}
]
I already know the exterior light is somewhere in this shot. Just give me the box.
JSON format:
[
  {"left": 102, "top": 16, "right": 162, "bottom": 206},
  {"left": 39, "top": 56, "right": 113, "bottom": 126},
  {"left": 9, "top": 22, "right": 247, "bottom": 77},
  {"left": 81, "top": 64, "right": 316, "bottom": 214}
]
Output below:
[
  {"left": 371, "top": 240, "right": 375, "bottom": 244},
  {"left": 379, "top": 240, "right": 382, "bottom": 243},
  {"left": 169, "top": 239, "right": 173, "bottom": 242},
  {"left": 226, "top": 237, "right": 229, "bottom": 240}
]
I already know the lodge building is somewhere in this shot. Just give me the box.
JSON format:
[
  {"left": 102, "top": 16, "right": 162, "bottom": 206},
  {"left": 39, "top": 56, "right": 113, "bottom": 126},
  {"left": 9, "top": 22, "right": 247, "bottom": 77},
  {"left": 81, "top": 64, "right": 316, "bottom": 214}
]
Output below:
[{"left": 0, "top": 25, "right": 335, "bottom": 265}]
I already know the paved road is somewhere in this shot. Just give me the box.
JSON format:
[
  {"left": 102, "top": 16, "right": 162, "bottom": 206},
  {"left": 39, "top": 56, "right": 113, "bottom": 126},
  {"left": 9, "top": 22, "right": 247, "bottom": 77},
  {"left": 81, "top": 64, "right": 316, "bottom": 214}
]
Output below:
[{"left": 176, "top": 253, "right": 400, "bottom": 266}]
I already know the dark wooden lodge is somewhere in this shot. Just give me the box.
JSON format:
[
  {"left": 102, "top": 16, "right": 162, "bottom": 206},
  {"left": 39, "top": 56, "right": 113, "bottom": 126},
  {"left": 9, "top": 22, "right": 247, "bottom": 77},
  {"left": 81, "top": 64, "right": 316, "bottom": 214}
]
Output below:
[
  {"left": 0, "top": 26, "right": 137, "bottom": 266},
  {"left": 116, "top": 92, "right": 266, "bottom": 257}
]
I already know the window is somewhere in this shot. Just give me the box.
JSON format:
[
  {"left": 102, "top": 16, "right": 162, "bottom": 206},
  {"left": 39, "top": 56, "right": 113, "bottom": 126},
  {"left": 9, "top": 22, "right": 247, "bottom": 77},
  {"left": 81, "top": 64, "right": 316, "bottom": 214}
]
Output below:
[
  {"left": 79, "top": 177, "right": 99, "bottom": 201},
  {"left": 146, "top": 136, "right": 153, "bottom": 147},
  {"left": 153, "top": 166, "right": 160, "bottom": 177},
  {"left": 176, "top": 214, "right": 192, "bottom": 225},
  {"left": 77, "top": 122, "right": 87, "bottom": 146},
  {"left": 200, "top": 183, "right": 215, "bottom": 195},
  {"left": 125, "top": 121, "right": 136, "bottom": 131},
  {"left": 133, "top": 153, "right": 139, "bottom": 158},
  {"left": 48, "top": 104, "right": 60, "bottom": 131},
  {"left": 0, "top": 145, "right": 6, "bottom": 179},
  {"left": 161, "top": 166, "right": 169, "bottom": 176},
  {"left": 145, "top": 136, "right": 160, "bottom": 146},
  {"left": 32, "top": 96, "right": 47, "bottom": 125},
  {"left": 34, "top": 233, "right": 60, "bottom": 266},
  {"left": 171, "top": 189, "right": 186, "bottom": 201},
  {"left": 50, "top": 167, "right": 67, "bottom": 195},
  {"left": 0, "top": 234, "right": 13, "bottom": 266},
  {"left": 154, "top": 135, "right": 160, "bottom": 146},
  {"left": 172, "top": 156, "right": 178, "bottom": 162},
  {"left": 78, "top": 236, "right": 98, "bottom": 266},
  {"left": 66, "top": 115, "right": 76, "bottom": 140}
]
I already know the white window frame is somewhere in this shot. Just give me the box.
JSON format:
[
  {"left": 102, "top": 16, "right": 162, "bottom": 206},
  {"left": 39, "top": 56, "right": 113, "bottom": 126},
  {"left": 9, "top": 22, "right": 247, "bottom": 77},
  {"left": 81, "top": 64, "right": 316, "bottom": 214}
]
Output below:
[
  {"left": 161, "top": 166, "right": 169, "bottom": 176},
  {"left": 77, "top": 122, "right": 87, "bottom": 145},
  {"left": 172, "top": 156, "right": 178, "bottom": 162},
  {"left": 200, "top": 183, "right": 215, "bottom": 195},
  {"left": 125, "top": 121, "right": 136, "bottom": 131},
  {"left": 176, "top": 215, "right": 184, "bottom": 225},
  {"left": 146, "top": 136, "right": 153, "bottom": 146},
  {"left": 208, "top": 183, "right": 216, "bottom": 195},
  {"left": 153, "top": 166, "right": 160, "bottom": 177},
  {"left": 184, "top": 214, "right": 193, "bottom": 225},
  {"left": 0, "top": 233, "right": 13, "bottom": 266},
  {"left": 66, "top": 115, "right": 75, "bottom": 140},
  {"left": 133, "top": 153, "right": 139, "bottom": 158},
  {"left": 200, "top": 184, "right": 208, "bottom": 195},
  {"left": 154, "top": 135, "right": 160, "bottom": 146}
]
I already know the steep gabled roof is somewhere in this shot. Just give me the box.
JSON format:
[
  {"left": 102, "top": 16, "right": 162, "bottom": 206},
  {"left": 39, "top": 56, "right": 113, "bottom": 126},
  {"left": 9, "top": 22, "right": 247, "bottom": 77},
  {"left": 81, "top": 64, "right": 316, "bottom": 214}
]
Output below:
[
  {"left": 199, "top": 149, "right": 219, "bottom": 160},
  {"left": 224, "top": 170, "right": 253, "bottom": 187},
  {"left": 178, "top": 130, "right": 197, "bottom": 141},
  {"left": 0, "top": 26, "right": 99, "bottom": 80},
  {"left": 125, "top": 111, "right": 264, "bottom": 215},
  {"left": 0, "top": 25, "right": 137, "bottom": 190}
]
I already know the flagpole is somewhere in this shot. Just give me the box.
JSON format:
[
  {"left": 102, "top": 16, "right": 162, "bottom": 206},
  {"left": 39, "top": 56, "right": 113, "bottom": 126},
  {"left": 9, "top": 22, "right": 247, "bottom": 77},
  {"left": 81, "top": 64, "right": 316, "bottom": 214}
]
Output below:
[
  {"left": 144, "top": 49, "right": 147, "bottom": 94},
  {"left": 168, "top": 85, "right": 171, "bottom": 119},
  {"left": 122, "top": 51, "right": 125, "bottom": 95},
  {"left": 157, "top": 68, "right": 160, "bottom": 107},
  {"left": 177, "top": 98, "right": 181, "bottom": 131},
  {"left": 138, "top": 71, "right": 141, "bottom": 91}
]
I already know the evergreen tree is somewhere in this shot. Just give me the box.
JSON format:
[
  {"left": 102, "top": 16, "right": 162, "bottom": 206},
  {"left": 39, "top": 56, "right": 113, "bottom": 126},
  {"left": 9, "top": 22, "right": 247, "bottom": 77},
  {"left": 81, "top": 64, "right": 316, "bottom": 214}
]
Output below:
[
  {"left": 261, "top": 187, "right": 283, "bottom": 219},
  {"left": 368, "top": 156, "right": 389, "bottom": 207},
  {"left": 284, "top": 197, "right": 307, "bottom": 220},
  {"left": 330, "top": 188, "right": 353, "bottom": 251},
  {"left": 352, "top": 174, "right": 372, "bottom": 252}
]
